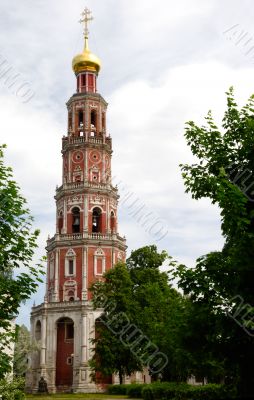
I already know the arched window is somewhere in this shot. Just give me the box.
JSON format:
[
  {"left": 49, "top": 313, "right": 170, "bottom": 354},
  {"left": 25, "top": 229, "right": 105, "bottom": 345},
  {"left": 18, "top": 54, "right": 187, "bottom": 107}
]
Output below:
[
  {"left": 110, "top": 211, "right": 115, "bottom": 232},
  {"left": 78, "top": 111, "right": 83, "bottom": 128},
  {"left": 35, "top": 320, "right": 41, "bottom": 341},
  {"left": 65, "top": 248, "right": 76, "bottom": 277},
  {"left": 92, "top": 207, "right": 102, "bottom": 233},
  {"left": 72, "top": 207, "right": 80, "bottom": 233},
  {"left": 102, "top": 112, "right": 106, "bottom": 130},
  {"left": 58, "top": 211, "right": 63, "bottom": 234},
  {"left": 68, "top": 112, "right": 72, "bottom": 130},
  {"left": 91, "top": 110, "right": 97, "bottom": 131},
  {"left": 68, "top": 259, "right": 74, "bottom": 275}
]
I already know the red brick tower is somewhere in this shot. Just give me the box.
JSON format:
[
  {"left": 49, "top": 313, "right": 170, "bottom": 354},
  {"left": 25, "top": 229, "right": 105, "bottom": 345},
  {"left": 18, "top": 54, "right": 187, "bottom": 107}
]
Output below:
[{"left": 28, "top": 8, "right": 126, "bottom": 393}]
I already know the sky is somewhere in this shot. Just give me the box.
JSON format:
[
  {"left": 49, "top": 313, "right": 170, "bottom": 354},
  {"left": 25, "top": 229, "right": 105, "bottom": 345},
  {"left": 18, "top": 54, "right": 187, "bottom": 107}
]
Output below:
[{"left": 1, "top": 0, "right": 254, "bottom": 326}]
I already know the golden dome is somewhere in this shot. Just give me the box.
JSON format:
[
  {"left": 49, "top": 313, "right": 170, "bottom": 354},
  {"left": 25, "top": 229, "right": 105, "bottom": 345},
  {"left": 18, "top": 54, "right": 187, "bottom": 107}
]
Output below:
[{"left": 72, "top": 37, "right": 101, "bottom": 75}]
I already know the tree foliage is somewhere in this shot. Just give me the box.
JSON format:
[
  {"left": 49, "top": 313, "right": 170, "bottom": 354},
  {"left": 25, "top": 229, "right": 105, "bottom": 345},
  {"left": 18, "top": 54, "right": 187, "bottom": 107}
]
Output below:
[
  {"left": 175, "top": 88, "right": 254, "bottom": 396},
  {"left": 13, "top": 325, "right": 35, "bottom": 378},
  {"left": 90, "top": 262, "right": 143, "bottom": 384},
  {"left": 0, "top": 144, "right": 44, "bottom": 378},
  {"left": 90, "top": 246, "right": 190, "bottom": 383}
]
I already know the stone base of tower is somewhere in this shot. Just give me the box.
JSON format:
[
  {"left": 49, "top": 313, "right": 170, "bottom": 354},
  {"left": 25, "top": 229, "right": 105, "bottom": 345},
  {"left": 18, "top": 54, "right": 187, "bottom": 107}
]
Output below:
[
  {"left": 27, "top": 300, "right": 106, "bottom": 394},
  {"left": 26, "top": 369, "right": 102, "bottom": 394}
]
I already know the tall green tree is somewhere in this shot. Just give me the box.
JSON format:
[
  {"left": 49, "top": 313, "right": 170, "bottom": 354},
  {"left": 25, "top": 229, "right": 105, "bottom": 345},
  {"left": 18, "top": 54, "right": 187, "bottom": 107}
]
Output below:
[
  {"left": 13, "top": 325, "right": 32, "bottom": 377},
  {"left": 0, "top": 144, "right": 44, "bottom": 378},
  {"left": 90, "top": 262, "right": 143, "bottom": 384},
  {"left": 90, "top": 246, "right": 190, "bottom": 383},
  {"left": 126, "top": 246, "right": 191, "bottom": 382},
  {"left": 175, "top": 88, "right": 254, "bottom": 397}
]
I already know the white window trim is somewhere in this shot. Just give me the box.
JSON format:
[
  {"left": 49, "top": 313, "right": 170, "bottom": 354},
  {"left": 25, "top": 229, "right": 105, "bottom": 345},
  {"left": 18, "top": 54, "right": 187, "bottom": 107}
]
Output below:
[
  {"left": 65, "top": 249, "right": 77, "bottom": 277},
  {"left": 94, "top": 248, "right": 106, "bottom": 276}
]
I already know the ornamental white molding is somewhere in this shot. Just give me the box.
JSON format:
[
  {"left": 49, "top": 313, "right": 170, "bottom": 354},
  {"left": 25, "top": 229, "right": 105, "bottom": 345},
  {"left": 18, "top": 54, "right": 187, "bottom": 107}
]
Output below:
[
  {"left": 66, "top": 248, "right": 76, "bottom": 257},
  {"left": 67, "top": 195, "right": 83, "bottom": 206},
  {"left": 64, "top": 279, "right": 76, "bottom": 286},
  {"left": 90, "top": 195, "right": 106, "bottom": 206},
  {"left": 89, "top": 102, "right": 98, "bottom": 108},
  {"left": 94, "top": 247, "right": 105, "bottom": 256}
]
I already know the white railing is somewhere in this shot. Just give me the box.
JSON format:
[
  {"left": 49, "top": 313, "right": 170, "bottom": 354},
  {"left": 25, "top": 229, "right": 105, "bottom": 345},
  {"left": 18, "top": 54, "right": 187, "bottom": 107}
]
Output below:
[
  {"left": 62, "top": 135, "right": 112, "bottom": 149},
  {"left": 47, "top": 232, "right": 126, "bottom": 245},
  {"left": 56, "top": 181, "right": 117, "bottom": 193}
]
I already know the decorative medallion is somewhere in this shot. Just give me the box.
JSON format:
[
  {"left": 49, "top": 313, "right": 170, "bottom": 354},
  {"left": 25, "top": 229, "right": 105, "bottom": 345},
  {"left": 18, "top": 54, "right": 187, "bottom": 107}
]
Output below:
[
  {"left": 89, "top": 150, "right": 101, "bottom": 163},
  {"left": 72, "top": 151, "right": 84, "bottom": 163}
]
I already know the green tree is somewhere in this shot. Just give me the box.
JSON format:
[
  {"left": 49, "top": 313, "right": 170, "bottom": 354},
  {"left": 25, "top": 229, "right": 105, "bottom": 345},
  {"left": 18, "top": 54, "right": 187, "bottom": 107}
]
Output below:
[
  {"left": 13, "top": 325, "right": 32, "bottom": 377},
  {"left": 90, "top": 262, "right": 143, "bottom": 384},
  {"left": 0, "top": 144, "right": 44, "bottom": 378},
  {"left": 90, "top": 246, "right": 190, "bottom": 383},
  {"left": 127, "top": 246, "right": 191, "bottom": 382},
  {"left": 175, "top": 88, "right": 254, "bottom": 397}
]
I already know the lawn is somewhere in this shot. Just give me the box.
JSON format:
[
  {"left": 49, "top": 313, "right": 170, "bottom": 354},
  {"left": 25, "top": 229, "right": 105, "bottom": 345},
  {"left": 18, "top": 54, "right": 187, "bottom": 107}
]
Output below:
[{"left": 26, "top": 395, "right": 130, "bottom": 400}]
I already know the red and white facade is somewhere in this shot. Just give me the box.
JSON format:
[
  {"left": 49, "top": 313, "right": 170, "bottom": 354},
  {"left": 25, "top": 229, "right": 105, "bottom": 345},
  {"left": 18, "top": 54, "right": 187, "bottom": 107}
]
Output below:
[{"left": 27, "top": 30, "right": 126, "bottom": 393}]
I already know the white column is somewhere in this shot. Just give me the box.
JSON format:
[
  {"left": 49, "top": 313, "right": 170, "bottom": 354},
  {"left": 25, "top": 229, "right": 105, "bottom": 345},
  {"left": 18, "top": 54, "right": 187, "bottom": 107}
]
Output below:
[
  {"left": 40, "top": 313, "right": 47, "bottom": 367},
  {"left": 107, "top": 198, "right": 110, "bottom": 233},
  {"left": 63, "top": 199, "right": 67, "bottom": 234},
  {"left": 68, "top": 149, "right": 71, "bottom": 182},
  {"left": 81, "top": 313, "right": 87, "bottom": 364},
  {"left": 88, "top": 313, "right": 95, "bottom": 361},
  {"left": 72, "top": 104, "right": 75, "bottom": 131},
  {"left": 44, "top": 258, "right": 49, "bottom": 302},
  {"left": 102, "top": 150, "right": 105, "bottom": 183},
  {"left": 54, "top": 250, "right": 59, "bottom": 301},
  {"left": 83, "top": 195, "right": 88, "bottom": 232},
  {"left": 82, "top": 247, "right": 87, "bottom": 300},
  {"left": 85, "top": 148, "right": 88, "bottom": 181}
]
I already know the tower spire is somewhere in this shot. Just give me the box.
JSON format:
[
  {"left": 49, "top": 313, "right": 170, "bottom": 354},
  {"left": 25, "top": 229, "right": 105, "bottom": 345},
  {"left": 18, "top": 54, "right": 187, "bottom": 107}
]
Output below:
[
  {"left": 79, "top": 7, "right": 93, "bottom": 43},
  {"left": 72, "top": 7, "right": 101, "bottom": 75}
]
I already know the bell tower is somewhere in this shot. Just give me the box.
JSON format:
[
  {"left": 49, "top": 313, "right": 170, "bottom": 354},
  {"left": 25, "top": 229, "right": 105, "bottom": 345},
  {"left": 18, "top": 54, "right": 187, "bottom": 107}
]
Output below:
[{"left": 27, "top": 8, "right": 127, "bottom": 393}]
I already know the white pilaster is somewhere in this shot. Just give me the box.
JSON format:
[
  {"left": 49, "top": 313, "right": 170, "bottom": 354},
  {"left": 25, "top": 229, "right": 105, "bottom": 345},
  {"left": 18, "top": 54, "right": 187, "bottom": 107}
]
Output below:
[
  {"left": 84, "top": 195, "right": 88, "bottom": 232},
  {"left": 40, "top": 313, "right": 47, "bottom": 367},
  {"left": 81, "top": 313, "right": 87, "bottom": 364},
  {"left": 63, "top": 199, "right": 67, "bottom": 234},
  {"left": 82, "top": 247, "right": 87, "bottom": 300},
  {"left": 54, "top": 250, "right": 59, "bottom": 302}
]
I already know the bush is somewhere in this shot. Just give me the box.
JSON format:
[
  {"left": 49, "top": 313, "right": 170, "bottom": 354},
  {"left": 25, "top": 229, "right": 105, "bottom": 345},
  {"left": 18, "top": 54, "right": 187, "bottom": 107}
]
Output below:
[
  {"left": 0, "top": 378, "right": 25, "bottom": 400},
  {"left": 107, "top": 384, "right": 129, "bottom": 394},
  {"left": 141, "top": 382, "right": 237, "bottom": 400},
  {"left": 108, "top": 383, "right": 146, "bottom": 397},
  {"left": 126, "top": 384, "right": 146, "bottom": 398}
]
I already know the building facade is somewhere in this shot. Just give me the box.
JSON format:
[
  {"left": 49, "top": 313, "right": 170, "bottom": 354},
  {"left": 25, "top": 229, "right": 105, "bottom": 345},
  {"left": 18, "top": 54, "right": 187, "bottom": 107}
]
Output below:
[{"left": 27, "top": 9, "right": 127, "bottom": 393}]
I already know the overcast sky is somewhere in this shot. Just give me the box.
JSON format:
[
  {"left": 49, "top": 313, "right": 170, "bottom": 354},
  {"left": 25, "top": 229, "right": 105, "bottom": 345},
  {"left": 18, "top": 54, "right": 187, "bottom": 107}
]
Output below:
[{"left": 1, "top": 0, "right": 254, "bottom": 326}]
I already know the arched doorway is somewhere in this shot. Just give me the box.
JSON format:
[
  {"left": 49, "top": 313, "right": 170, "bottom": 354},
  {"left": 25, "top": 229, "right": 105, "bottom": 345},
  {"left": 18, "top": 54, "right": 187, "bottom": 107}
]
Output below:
[{"left": 55, "top": 317, "right": 74, "bottom": 389}]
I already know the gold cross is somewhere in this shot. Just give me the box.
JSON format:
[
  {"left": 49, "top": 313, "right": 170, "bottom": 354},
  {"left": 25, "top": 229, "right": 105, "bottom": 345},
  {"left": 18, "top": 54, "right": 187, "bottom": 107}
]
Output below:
[{"left": 79, "top": 7, "right": 94, "bottom": 38}]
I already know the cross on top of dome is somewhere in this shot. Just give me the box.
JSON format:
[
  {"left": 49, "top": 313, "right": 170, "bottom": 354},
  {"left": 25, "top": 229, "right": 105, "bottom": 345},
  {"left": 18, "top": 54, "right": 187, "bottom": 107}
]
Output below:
[{"left": 79, "top": 7, "right": 94, "bottom": 38}]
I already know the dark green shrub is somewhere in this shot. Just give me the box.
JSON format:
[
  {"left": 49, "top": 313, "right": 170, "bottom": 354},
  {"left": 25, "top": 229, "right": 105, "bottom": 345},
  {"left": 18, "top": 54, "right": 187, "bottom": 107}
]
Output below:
[
  {"left": 126, "top": 384, "right": 146, "bottom": 398},
  {"left": 141, "top": 382, "right": 237, "bottom": 400},
  {"left": 107, "top": 384, "right": 129, "bottom": 394},
  {"left": 108, "top": 383, "right": 146, "bottom": 397},
  {"left": 141, "top": 386, "right": 154, "bottom": 400}
]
